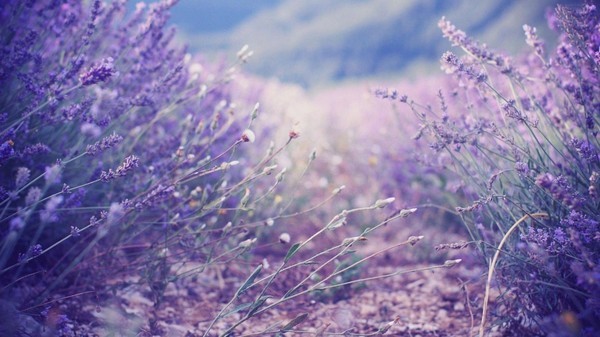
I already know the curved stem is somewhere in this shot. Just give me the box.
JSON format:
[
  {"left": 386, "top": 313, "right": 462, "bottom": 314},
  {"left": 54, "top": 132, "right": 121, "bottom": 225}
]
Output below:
[{"left": 479, "top": 212, "right": 548, "bottom": 337}]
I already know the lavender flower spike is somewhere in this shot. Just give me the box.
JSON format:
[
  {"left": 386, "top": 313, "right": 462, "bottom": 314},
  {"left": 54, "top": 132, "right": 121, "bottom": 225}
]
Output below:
[
  {"left": 79, "top": 57, "right": 116, "bottom": 86},
  {"left": 100, "top": 155, "right": 139, "bottom": 182}
]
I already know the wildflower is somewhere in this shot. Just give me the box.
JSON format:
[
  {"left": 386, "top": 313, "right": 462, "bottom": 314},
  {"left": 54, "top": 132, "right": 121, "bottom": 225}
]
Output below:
[
  {"left": 86, "top": 132, "right": 123, "bottom": 155},
  {"left": 135, "top": 185, "right": 175, "bottom": 209},
  {"left": 105, "top": 202, "right": 125, "bottom": 227},
  {"left": 70, "top": 226, "right": 81, "bottom": 238},
  {"left": 9, "top": 217, "right": 25, "bottom": 231},
  {"left": 523, "top": 24, "right": 545, "bottom": 56},
  {"left": 63, "top": 189, "right": 85, "bottom": 208},
  {"left": 55, "top": 314, "right": 73, "bottom": 336},
  {"left": 561, "top": 211, "right": 599, "bottom": 244},
  {"left": 18, "top": 244, "right": 43, "bottom": 262},
  {"left": 99, "top": 155, "right": 139, "bottom": 182},
  {"left": 515, "top": 161, "right": 529, "bottom": 175},
  {"left": 25, "top": 187, "right": 42, "bottom": 205},
  {"left": 40, "top": 196, "right": 63, "bottom": 223},
  {"left": 0, "top": 141, "right": 15, "bottom": 162},
  {"left": 535, "top": 173, "right": 555, "bottom": 189},
  {"left": 20, "top": 143, "right": 50, "bottom": 158},
  {"left": 44, "top": 164, "right": 62, "bottom": 186},
  {"left": 79, "top": 57, "right": 116, "bottom": 86},
  {"left": 570, "top": 138, "right": 599, "bottom": 163},
  {"left": 374, "top": 88, "right": 399, "bottom": 99},
  {"left": 15, "top": 167, "right": 31, "bottom": 188}
]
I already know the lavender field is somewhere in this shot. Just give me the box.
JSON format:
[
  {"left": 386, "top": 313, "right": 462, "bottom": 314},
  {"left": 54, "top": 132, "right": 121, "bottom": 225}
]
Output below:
[{"left": 0, "top": 1, "right": 598, "bottom": 336}]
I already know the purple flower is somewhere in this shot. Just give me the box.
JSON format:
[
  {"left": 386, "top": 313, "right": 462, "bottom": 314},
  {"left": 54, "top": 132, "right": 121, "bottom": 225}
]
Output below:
[
  {"left": 502, "top": 100, "right": 528, "bottom": 123},
  {"left": 99, "top": 155, "right": 139, "bottom": 182},
  {"left": 18, "top": 244, "right": 43, "bottom": 262},
  {"left": 55, "top": 314, "right": 73, "bottom": 336},
  {"left": 79, "top": 57, "right": 116, "bottom": 86},
  {"left": 44, "top": 164, "right": 62, "bottom": 186},
  {"left": 561, "top": 211, "right": 599, "bottom": 244},
  {"left": 19, "top": 143, "right": 50, "bottom": 158},
  {"left": 25, "top": 187, "right": 42, "bottom": 205},
  {"left": 40, "top": 195, "right": 63, "bottom": 223},
  {"left": 15, "top": 167, "right": 31, "bottom": 188},
  {"left": 86, "top": 132, "right": 123, "bottom": 156},
  {"left": 9, "top": 217, "right": 25, "bottom": 231},
  {"left": 570, "top": 138, "right": 599, "bottom": 163},
  {"left": 523, "top": 24, "right": 545, "bottom": 56},
  {"left": 535, "top": 174, "right": 586, "bottom": 209},
  {"left": 135, "top": 184, "right": 175, "bottom": 210},
  {"left": 0, "top": 141, "right": 15, "bottom": 162},
  {"left": 515, "top": 161, "right": 529, "bottom": 175},
  {"left": 70, "top": 226, "right": 81, "bottom": 238},
  {"left": 63, "top": 188, "right": 86, "bottom": 209},
  {"left": 521, "top": 226, "right": 549, "bottom": 247}
]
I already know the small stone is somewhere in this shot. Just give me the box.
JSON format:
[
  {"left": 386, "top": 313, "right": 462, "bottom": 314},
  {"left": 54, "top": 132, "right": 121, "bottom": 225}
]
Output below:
[
  {"left": 435, "top": 309, "right": 448, "bottom": 321},
  {"left": 454, "top": 301, "right": 465, "bottom": 311}
]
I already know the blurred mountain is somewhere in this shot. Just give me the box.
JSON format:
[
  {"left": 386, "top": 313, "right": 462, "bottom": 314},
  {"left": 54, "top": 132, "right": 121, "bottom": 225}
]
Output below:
[
  {"left": 163, "top": 0, "right": 282, "bottom": 33},
  {"left": 174, "top": 0, "right": 572, "bottom": 87}
]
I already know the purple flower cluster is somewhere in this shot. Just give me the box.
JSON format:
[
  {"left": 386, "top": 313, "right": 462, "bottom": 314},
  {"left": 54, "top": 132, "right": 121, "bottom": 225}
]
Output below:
[
  {"left": 99, "top": 155, "right": 139, "bottom": 182},
  {"left": 17, "top": 244, "right": 43, "bottom": 263},
  {"left": 535, "top": 173, "right": 586, "bottom": 209},
  {"left": 85, "top": 132, "right": 123, "bottom": 156},
  {"left": 79, "top": 57, "right": 116, "bottom": 86},
  {"left": 378, "top": 1, "right": 600, "bottom": 333},
  {"left": 0, "top": 0, "right": 268, "bottom": 319}
]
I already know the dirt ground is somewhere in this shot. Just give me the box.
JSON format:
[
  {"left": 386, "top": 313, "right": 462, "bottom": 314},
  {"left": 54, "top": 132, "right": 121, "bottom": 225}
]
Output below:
[{"left": 59, "top": 223, "right": 493, "bottom": 337}]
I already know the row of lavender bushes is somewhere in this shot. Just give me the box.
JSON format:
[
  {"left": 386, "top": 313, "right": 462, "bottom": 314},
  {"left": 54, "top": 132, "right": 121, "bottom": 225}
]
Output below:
[
  {"left": 0, "top": 1, "right": 442, "bottom": 336},
  {"left": 0, "top": 0, "right": 276, "bottom": 333},
  {"left": 377, "top": 2, "right": 599, "bottom": 336}
]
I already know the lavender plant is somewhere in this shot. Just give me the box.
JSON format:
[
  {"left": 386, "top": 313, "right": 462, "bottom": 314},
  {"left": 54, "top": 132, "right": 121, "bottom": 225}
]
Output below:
[
  {"left": 378, "top": 2, "right": 599, "bottom": 335},
  {"left": 0, "top": 0, "right": 278, "bottom": 333},
  {"left": 0, "top": 1, "right": 465, "bottom": 336}
]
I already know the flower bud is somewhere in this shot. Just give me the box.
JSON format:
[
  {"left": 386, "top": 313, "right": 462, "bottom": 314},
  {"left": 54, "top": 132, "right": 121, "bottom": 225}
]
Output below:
[
  {"left": 238, "top": 238, "right": 256, "bottom": 249},
  {"left": 250, "top": 102, "right": 260, "bottom": 120},
  {"left": 399, "top": 208, "right": 417, "bottom": 217},
  {"left": 374, "top": 197, "right": 395, "bottom": 208},
  {"left": 408, "top": 235, "right": 424, "bottom": 246},
  {"left": 276, "top": 167, "right": 287, "bottom": 183},
  {"left": 279, "top": 233, "right": 291, "bottom": 244},
  {"left": 332, "top": 185, "right": 346, "bottom": 195},
  {"left": 241, "top": 129, "right": 256, "bottom": 143}
]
